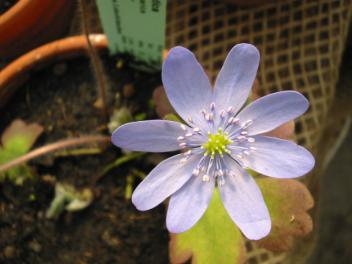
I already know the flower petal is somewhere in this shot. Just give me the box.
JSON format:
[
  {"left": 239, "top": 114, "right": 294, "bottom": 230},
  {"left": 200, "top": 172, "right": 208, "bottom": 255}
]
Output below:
[
  {"left": 219, "top": 156, "right": 271, "bottom": 240},
  {"left": 214, "top": 44, "right": 259, "bottom": 116},
  {"left": 112, "top": 120, "right": 190, "bottom": 152},
  {"left": 162, "top": 46, "right": 213, "bottom": 130},
  {"left": 166, "top": 174, "right": 215, "bottom": 233},
  {"left": 236, "top": 91, "right": 309, "bottom": 135},
  {"left": 239, "top": 136, "right": 315, "bottom": 178},
  {"left": 132, "top": 153, "right": 202, "bottom": 211}
]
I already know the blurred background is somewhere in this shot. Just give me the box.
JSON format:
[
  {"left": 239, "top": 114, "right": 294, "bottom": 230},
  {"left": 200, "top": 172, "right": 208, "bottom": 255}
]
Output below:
[{"left": 0, "top": 0, "right": 351, "bottom": 263}]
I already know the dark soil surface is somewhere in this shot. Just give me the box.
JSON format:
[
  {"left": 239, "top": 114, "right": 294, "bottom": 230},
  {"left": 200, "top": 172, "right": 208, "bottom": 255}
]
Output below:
[
  {"left": 0, "top": 0, "right": 17, "bottom": 15},
  {"left": 0, "top": 56, "right": 169, "bottom": 263}
]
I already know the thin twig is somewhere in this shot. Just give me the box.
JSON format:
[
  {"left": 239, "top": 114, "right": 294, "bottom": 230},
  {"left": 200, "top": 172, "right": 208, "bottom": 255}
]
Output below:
[
  {"left": 0, "top": 135, "right": 110, "bottom": 172},
  {"left": 79, "top": 0, "right": 109, "bottom": 121}
]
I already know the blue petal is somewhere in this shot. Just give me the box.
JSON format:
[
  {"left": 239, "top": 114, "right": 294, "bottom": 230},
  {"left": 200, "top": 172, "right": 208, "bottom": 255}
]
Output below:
[
  {"left": 162, "top": 47, "right": 213, "bottom": 131},
  {"left": 236, "top": 91, "right": 309, "bottom": 136},
  {"left": 132, "top": 153, "right": 202, "bottom": 211},
  {"left": 219, "top": 156, "right": 271, "bottom": 240},
  {"left": 112, "top": 120, "right": 191, "bottom": 152},
  {"left": 166, "top": 173, "right": 215, "bottom": 233},
  {"left": 239, "top": 136, "right": 315, "bottom": 178},
  {"left": 214, "top": 44, "right": 259, "bottom": 116}
]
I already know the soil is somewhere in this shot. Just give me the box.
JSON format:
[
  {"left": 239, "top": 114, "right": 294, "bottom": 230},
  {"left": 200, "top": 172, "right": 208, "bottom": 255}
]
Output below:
[
  {"left": 0, "top": 56, "right": 169, "bottom": 264},
  {"left": 0, "top": 0, "right": 17, "bottom": 15}
]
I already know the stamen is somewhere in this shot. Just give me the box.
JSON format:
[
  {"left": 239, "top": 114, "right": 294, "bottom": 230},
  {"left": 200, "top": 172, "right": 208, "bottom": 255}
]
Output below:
[
  {"left": 217, "top": 176, "right": 225, "bottom": 186},
  {"left": 193, "top": 127, "right": 200, "bottom": 133},
  {"left": 232, "top": 117, "right": 240, "bottom": 124},
  {"left": 177, "top": 136, "right": 185, "bottom": 141},
  {"left": 179, "top": 142, "right": 187, "bottom": 148},
  {"left": 240, "top": 131, "right": 248, "bottom": 135},
  {"left": 227, "top": 106, "right": 234, "bottom": 114},
  {"left": 187, "top": 117, "right": 193, "bottom": 123},
  {"left": 247, "top": 137, "right": 255, "bottom": 143},
  {"left": 202, "top": 174, "right": 210, "bottom": 182},
  {"left": 184, "top": 150, "right": 192, "bottom": 156},
  {"left": 242, "top": 119, "right": 253, "bottom": 128},
  {"left": 220, "top": 110, "right": 226, "bottom": 119},
  {"left": 185, "top": 132, "right": 193, "bottom": 137},
  {"left": 210, "top": 102, "right": 215, "bottom": 111},
  {"left": 180, "top": 124, "right": 187, "bottom": 131},
  {"left": 192, "top": 168, "right": 200, "bottom": 176}
]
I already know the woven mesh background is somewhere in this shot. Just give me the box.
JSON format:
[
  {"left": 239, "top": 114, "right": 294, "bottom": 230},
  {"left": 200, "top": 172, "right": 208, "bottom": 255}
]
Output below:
[{"left": 166, "top": 1, "right": 351, "bottom": 263}]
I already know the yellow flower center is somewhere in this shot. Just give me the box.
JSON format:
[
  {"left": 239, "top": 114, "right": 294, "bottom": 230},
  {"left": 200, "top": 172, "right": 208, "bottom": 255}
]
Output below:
[{"left": 202, "top": 129, "right": 232, "bottom": 158}]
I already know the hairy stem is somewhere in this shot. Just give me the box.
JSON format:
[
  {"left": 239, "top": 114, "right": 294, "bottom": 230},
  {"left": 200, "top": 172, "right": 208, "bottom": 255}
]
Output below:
[
  {"left": 0, "top": 135, "right": 110, "bottom": 172},
  {"left": 78, "top": 0, "right": 109, "bottom": 120}
]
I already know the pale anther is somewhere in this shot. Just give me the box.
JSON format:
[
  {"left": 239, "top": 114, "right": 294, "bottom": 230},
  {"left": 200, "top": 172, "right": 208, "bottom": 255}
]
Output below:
[
  {"left": 177, "top": 136, "right": 185, "bottom": 141},
  {"left": 179, "top": 142, "right": 187, "bottom": 148},
  {"left": 232, "top": 117, "right": 240, "bottom": 124},
  {"left": 192, "top": 168, "right": 200, "bottom": 176},
  {"left": 220, "top": 110, "right": 226, "bottom": 119},
  {"left": 180, "top": 124, "right": 187, "bottom": 131},
  {"left": 184, "top": 150, "right": 192, "bottom": 156},
  {"left": 202, "top": 174, "right": 210, "bottom": 182},
  {"left": 247, "top": 137, "right": 255, "bottom": 143}
]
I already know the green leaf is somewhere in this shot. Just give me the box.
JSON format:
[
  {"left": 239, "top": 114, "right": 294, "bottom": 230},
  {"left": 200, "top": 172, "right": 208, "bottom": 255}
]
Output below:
[
  {"left": 169, "top": 189, "right": 245, "bottom": 264},
  {"left": 2, "top": 119, "right": 43, "bottom": 154},
  {"left": 256, "top": 178, "right": 314, "bottom": 252},
  {"left": 163, "top": 113, "right": 182, "bottom": 123},
  {"left": 0, "top": 119, "right": 43, "bottom": 184}
]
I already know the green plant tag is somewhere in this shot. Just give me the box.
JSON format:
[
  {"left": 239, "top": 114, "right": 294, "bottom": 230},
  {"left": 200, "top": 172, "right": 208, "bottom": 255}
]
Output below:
[{"left": 96, "top": 0, "right": 167, "bottom": 71}]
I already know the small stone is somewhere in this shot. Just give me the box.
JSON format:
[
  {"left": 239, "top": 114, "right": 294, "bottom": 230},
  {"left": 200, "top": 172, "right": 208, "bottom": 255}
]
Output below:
[
  {"left": 101, "top": 230, "right": 121, "bottom": 247},
  {"left": 94, "top": 98, "right": 104, "bottom": 109},
  {"left": 3, "top": 245, "right": 15, "bottom": 258},
  {"left": 28, "top": 240, "right": 42, "bottom": 253},
  {"left": 123, "top": 83, "right": 135, "bottom": 98},
  {"left": 42, "top": 174, "right": 56, "bottom": 184},
  {"left": 53, "top": 63, "right": 67, "bottom": 76}
]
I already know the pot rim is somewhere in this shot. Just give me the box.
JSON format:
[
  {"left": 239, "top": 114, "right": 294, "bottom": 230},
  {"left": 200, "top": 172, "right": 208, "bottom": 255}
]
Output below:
[{"left": 0, "top": 34, "right": 108, "bottom": 108}]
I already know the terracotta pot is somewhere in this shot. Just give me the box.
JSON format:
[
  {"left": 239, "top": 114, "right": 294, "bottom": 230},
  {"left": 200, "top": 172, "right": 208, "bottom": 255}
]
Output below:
[
  {"left": 0, "top": 0, "right": 75, "bottom": 59},
  {"left": 0, "top": 34, "right": 108, "bottom": 108}
]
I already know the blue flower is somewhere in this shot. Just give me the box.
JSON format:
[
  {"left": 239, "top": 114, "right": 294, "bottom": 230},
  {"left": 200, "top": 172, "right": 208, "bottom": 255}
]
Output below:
[{"left": 112, "top": 44, "right": 315, "bottom": 240}]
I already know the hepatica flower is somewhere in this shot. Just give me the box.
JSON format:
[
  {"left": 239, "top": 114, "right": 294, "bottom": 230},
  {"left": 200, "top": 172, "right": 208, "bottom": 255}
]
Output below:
[{"left": 112, "top": 44, "right": 315, "bottom": 240}]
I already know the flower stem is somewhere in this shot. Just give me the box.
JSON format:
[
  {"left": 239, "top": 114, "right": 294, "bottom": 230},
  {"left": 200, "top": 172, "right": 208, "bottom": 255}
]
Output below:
[{"left": 0, "top": 135, "right": 110, "bottom": 173}]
